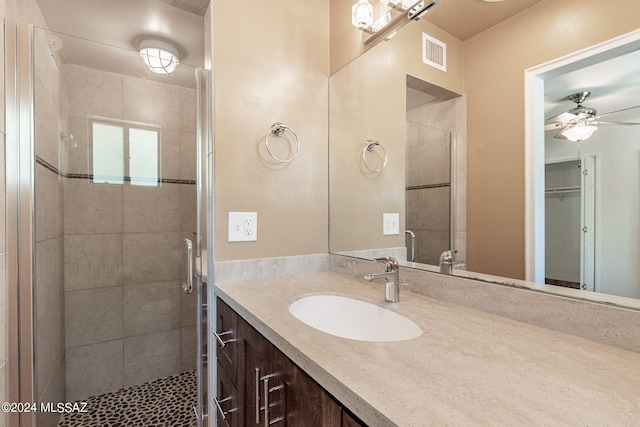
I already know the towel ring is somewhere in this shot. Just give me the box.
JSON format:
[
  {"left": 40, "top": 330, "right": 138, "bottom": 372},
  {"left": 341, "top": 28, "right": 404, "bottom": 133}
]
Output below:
[
  {"left": 265, "top": 122, "right": 300, "bottom": 163},
  {"left": 362, "top": 140, "right": 387, "bottom": 173}
]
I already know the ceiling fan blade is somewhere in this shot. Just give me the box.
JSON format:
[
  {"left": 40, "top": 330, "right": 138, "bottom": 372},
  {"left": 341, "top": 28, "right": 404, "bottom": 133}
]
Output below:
[
  {"left": 553, "top": 129, "right": 568, "bottom": 140},
  {"left": 545, "top": 122, "right": 566, "bottom": 131},
  {"left": 591, "top": 120, "right": 640, "bottom": 126},
  {"left": 596, "top": 105, "right": 640, "bottom": 119},
  {"left": 547, "top": 112, "right": 578, "bottom": 123}
]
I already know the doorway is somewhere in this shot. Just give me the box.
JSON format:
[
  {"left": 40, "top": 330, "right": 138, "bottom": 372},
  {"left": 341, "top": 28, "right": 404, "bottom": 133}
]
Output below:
[{"left": 545, "top": 156, "right": 596, "bottom": 292}]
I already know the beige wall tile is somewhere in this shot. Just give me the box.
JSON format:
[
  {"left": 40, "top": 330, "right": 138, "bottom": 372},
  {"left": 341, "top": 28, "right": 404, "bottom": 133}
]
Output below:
[
  {"left": 122, "top": 77, "right": 180, "bottom": 130},
  {"left": 122, "top": 232, "right": 182, "bottom": 284},
  {"left": 65, "top": 287, "right": 123, "bottom": 348},
  {"left": 35, "top": 237, "right": 63, "bottom": 321},
  {"left": 36, "top": 298, "right": 64, "bottom": 399},
  {"left": 124, "top": 281, "right": 181, "bottom": 337},
  {"left": 123, "top": 329, "right": 181, "bottom": 387},
  {"left": 63, "top": 64, "right": 123, "bottom": 120},
  {"left": 65, "top": 340, "right": 123, "bottom": 402},
  {"left": 179, "top": 87, "right": 196, "bottom": 134},
  {"left": 180, "top": 186, "right": 196, "bottom": 235},
  {"left": 123, "top": 185, "right": 181, "bottom": 233},
  {"left": 161, "top": 130, "right": 181, "bottom": 180},
  {"left": 63, "top": 116, "right": 90, "bottom": 175},
  {"left": 64, "top": 234, "right": 123, "bottom": 291},
  {"left": 178, "top": 132, "right": 196, "bottom": 181},
  {"left": 34, "top": 62, "right": 60, "bottom": 168},
  {"left": 35, "top": 166, "right": 63, "bottom": 242},
  {"left": 37, "top": 360, "right": 65, "bottom": 427},
  {"left": 180, "top": 286, "right": 197, "bottom": 328},
  {"left": 180, "top": 325, "right": 196, "bottom": 372},
  {"left": 64, "top": 179, "right": 123, "bottom": 235}
]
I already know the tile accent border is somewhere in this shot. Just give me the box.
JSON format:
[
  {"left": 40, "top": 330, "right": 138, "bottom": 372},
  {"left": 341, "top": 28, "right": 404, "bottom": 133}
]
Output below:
[
  {"left": 36, "top": 156, "right": 196, "bottom": 185},
  {"left": 406, "top": 182, "right": 450, "bottom": 190}
]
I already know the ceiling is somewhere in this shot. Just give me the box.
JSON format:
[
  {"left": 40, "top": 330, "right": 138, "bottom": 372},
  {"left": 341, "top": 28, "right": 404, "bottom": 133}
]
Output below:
[
  {"left": 426, "top": 0, "right": 545, "bottom": 41},
  {"left": 37, "top": 0, "right": 638, "bottom": 119},
  {"left": 544, "top": 49, "right": 640, "bottom": 124},
  {"left": 36, "top": 0, "right": 543, "bottom": 75}
]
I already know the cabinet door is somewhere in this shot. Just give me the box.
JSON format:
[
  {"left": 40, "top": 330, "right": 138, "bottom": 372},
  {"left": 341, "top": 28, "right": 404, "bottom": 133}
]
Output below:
[
  {"left": 240, "top": 319, "right": 286, "bottom": 426},
  {"left": 342, "top": 409, "right": 367, "bottom": 427},
  {"left": 216, "top": 298, "right": 239, "bottom": 384},
  {"left": 283, "top": 362, "right": 341, "bottom": 426},
  {"left": 215, "top": 360, "right": 243, "bottom": 427}
]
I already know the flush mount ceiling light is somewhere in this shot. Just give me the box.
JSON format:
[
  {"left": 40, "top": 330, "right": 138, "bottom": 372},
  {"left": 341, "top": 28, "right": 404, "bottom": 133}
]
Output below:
[{"left": 138, "top": 39, "right": 180, "bottom": 74}]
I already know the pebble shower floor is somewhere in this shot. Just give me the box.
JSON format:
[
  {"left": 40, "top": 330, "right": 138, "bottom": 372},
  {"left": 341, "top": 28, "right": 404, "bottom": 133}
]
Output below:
[{"left": 57, "top": 370, "right": 197, "bottom": 427}]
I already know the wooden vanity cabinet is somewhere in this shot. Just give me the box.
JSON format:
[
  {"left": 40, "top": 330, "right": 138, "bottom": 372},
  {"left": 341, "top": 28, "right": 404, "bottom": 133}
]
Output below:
[{"left": 216, "top": 298, "right": 366, "bottom": 427}]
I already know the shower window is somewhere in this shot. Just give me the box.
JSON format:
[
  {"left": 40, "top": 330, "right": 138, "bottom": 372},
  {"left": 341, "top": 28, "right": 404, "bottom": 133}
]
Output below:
[{"left": 92, "top": 120, "right": 160, "bottom": 186}]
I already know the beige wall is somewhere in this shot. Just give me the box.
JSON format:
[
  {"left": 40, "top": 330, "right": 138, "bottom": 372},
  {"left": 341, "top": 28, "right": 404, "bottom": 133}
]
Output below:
[
  {"left": 464, "top": 0, "right": 640, "bottom": 278},
  {"left": 213, "top": 0, "right": 330, "bottom": 262},
  {"left": 329, "top": 16, "right": 463, "bottom": 255}
]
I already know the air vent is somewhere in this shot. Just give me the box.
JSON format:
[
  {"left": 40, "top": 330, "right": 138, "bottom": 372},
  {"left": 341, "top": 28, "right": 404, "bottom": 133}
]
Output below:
[{"left": 422, "top": 33, "right": 446, "bottom": 72}]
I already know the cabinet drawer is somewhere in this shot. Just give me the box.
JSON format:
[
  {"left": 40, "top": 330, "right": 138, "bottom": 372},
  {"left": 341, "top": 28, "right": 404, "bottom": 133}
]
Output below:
[
  {"left": 216, "top": 298, "right": 238, "bottom": 383},
  {"left": 215, "top": 360, "right": 243, "bottom": 427}
]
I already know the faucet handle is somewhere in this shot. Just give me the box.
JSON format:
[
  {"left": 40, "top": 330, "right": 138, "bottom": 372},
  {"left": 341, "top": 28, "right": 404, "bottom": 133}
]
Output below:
[
  {"left": 373, "top": 256, "right": 399, "bottom": 271},
  {"left": 438, "top": 250, "right": 457, "bottom": 264}
]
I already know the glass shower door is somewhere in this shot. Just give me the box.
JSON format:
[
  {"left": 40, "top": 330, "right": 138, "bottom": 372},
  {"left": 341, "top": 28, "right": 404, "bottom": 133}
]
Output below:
[{"left": 7, "top": 20, "right": 208, "bottom": 426}]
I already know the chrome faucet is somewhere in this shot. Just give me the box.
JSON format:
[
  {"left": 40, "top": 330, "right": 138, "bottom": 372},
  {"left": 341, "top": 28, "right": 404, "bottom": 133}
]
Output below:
[
  {"left": 439, "top": 249, "right": 458, "bottom": 274},
  {"left": 364, "top": 257, "right": 400, "bottom": 303}
]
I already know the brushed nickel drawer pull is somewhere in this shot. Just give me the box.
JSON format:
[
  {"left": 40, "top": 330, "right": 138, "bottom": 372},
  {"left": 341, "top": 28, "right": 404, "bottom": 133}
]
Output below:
[
  {"left": 214, "top": 330, "right": 234, "bottom": 348},
  {"left": 214, "top": 396, "right": 233, "bottom": 420}
]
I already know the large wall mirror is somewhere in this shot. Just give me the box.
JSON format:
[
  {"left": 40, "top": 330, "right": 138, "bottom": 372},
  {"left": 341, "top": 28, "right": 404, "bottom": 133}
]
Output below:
[{"left": 329, "top": 1, "right": 640, "bottom": 305}]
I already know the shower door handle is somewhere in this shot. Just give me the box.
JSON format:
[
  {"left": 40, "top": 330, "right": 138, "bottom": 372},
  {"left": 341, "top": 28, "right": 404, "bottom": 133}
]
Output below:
[{"left": 182, "top": 238, "right": 193, "bottom": 294}]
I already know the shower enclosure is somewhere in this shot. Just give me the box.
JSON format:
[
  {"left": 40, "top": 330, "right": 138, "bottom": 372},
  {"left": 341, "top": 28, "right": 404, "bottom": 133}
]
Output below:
[
  {"left": 6, "top": 20, "right": 210, "bottom": 427},
  {"left": 405, "top": 122, "right": 452, "bottom": 265}
]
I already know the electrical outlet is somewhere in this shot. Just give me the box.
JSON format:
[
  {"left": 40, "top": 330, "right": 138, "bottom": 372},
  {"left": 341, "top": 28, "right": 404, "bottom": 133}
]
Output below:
[
  {"left": 228, "top": 212, "right": 257, "bottom": 242},
  {"left": 383, "top": 213, "right": 400, "bottom": 235}
]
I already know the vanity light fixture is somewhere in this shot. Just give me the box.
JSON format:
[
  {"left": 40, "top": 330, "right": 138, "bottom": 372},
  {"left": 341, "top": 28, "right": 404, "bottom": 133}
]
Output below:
[
  {"left": 352, "top": 0, "right": 439, "bottom": 36},
  {"left": 562, "top": 124, "right": 598, "bottom": 142},
  {"left": 139, "top": 39, "right": 180, "bottom": 74},
  {"left": 352, "top": 0, "right": 374, "bottom": 31}
]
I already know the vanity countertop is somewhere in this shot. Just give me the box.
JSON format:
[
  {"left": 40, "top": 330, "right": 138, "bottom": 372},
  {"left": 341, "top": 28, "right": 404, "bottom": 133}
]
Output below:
[{"left": 215, "top": 271, "right": 640, "bottom": 426}]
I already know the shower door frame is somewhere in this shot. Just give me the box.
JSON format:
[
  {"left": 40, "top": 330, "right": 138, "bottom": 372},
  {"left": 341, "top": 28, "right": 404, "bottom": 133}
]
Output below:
[{"left": 5, "top": 18, "right": 38, "bottom": 427}]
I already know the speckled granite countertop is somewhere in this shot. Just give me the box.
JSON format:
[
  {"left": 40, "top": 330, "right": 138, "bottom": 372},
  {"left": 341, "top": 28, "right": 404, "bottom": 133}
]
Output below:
[{"left": 215, "top": 271, "right": 640, "bottom": 426}]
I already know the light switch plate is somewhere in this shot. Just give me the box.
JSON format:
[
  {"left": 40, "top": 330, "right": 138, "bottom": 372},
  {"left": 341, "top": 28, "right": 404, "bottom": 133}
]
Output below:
[
  {"left": 383, "top": 213, "right": 400, "bottom": 235},
  {"left": 228, "top": 212, "right": 257, "bottom": 242}
]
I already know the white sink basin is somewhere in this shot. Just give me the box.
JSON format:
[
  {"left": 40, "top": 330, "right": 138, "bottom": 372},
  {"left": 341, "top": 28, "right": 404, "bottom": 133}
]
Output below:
[{"left": 288, "top": 294, "right": 422, "bottom": 342}]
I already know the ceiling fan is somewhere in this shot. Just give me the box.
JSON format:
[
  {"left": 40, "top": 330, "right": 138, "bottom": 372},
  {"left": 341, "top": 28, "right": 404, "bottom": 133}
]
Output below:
[{"left": 545, "top": 91, "right": 640, "bottom": 141}]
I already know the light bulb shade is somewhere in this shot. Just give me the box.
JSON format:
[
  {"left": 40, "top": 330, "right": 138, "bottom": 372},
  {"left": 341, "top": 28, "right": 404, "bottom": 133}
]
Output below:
[
  {"left": 352, "top": 0, "right": 373, "bottom": 30},
  {"left": 372, "top": 11, "right": 392, "bottom": 32},
  {"left": 562, "top": 124, "right": 598, "bottom": 142},
  {"left": 139, "top": 39, "right": 180, "bottom": 74}
]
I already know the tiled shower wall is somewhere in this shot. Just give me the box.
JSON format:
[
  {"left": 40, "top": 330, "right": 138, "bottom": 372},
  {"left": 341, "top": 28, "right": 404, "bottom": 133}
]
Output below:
[
  {"left": 406, "top": 97, "right": 467, "bottom": 265},
  {"left": 405, "top": 122, "right": 452, "bottom": 265},
  {"left": 61, "top": 63, "right": 197, "bottom": 402},
  {"left": 34, "top": 26, "right": 66, "bottom": 427}
]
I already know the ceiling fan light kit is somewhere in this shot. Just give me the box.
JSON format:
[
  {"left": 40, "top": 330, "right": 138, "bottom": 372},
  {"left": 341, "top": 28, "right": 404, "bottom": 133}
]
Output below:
[{"left": 545, "top": 91, "right": 640, "bottom": 142}]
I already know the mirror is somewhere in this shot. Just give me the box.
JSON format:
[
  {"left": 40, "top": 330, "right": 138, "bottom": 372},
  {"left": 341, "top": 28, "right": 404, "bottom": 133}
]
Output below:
[{"left": 329, "top": 2, "right": 640, "bottom": 302}]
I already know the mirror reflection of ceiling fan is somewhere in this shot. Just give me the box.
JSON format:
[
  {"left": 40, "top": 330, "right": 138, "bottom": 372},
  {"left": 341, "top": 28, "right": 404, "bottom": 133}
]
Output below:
[{"left": 545, "top": 91, "right": 640, "bottom": 141}]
